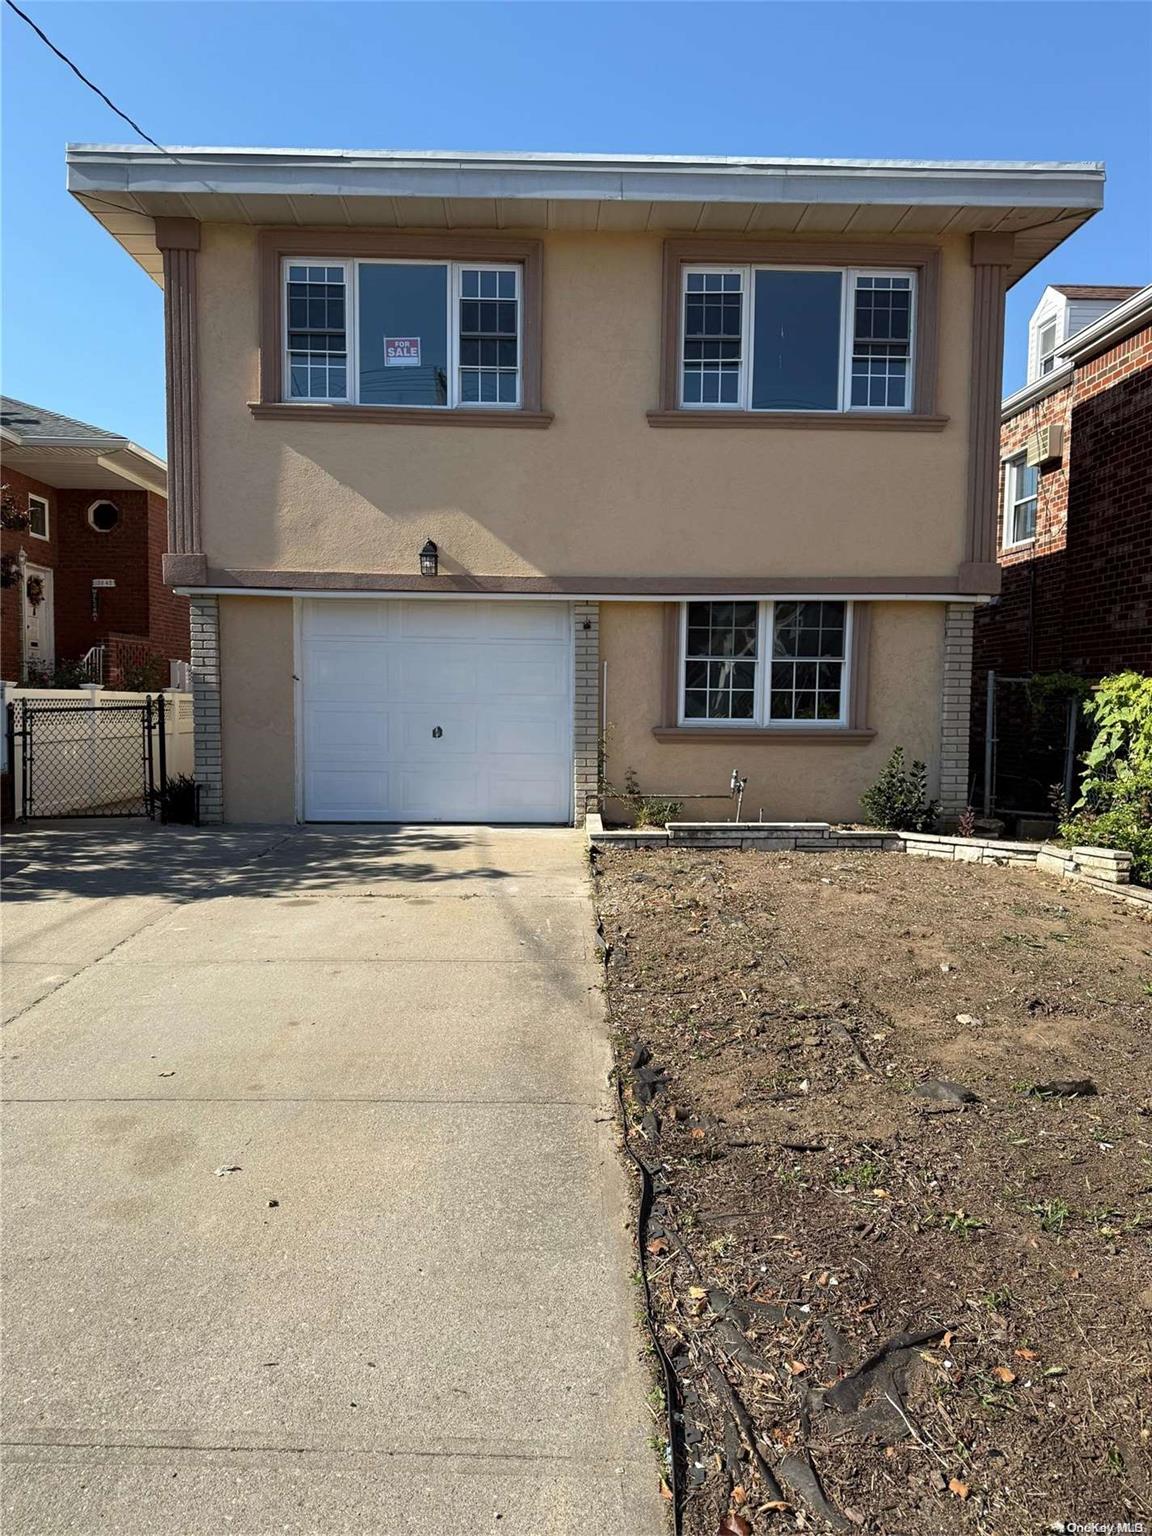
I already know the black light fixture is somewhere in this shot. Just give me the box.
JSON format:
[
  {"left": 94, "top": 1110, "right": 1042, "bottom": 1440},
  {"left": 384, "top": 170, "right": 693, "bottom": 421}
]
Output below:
[{"left": 419, "top": 539, "right": 439, "bottom": 578}]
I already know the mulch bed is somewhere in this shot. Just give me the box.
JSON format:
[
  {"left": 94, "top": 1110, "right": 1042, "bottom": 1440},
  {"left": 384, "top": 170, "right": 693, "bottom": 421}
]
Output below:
[{"left": 594, "top": 847, "right": 1152, "bottom": 1536}]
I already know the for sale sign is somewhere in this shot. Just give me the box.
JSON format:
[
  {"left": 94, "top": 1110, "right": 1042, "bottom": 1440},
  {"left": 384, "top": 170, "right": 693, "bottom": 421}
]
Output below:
[{"left": 384, "top": 337, "right": 421, "bottom": 367}]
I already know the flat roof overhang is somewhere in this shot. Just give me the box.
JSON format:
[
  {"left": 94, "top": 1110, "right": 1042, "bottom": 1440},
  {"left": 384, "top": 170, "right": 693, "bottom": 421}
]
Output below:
[{"left": 66, "top": 145, "right": 1106, "bottom": 288}]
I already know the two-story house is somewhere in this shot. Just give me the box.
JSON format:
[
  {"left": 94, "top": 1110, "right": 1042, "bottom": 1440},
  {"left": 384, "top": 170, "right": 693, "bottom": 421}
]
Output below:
[
  {"left": 1, "top": 398, "right": 189, "bottom": 686},
  {"left": 67, "top": 147, "right": 1104, "bottom": 825}
]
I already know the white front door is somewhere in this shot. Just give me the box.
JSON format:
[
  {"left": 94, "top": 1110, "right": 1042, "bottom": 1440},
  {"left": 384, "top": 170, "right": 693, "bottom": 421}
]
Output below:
[
  {"left": 300, "top": 599, "right": 574, "bottom": 823},
  {"left": 23, "top": 565, "right": 55, "bottom": 677}
]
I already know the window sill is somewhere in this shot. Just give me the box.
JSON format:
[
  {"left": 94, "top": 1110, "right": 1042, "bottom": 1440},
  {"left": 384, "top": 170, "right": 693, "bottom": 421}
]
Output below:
[
  {"left": 653, "top": 726, "right": 876, "bottom": 744},
  {"left": 248, "top": 402, "right": 554, "bottom": 429},
  {"left": 646, "top": 410, "right": 948, "bottom": 432},
  {"left": 1002, "top": 538, "right": 1036, "bottom": 553}
]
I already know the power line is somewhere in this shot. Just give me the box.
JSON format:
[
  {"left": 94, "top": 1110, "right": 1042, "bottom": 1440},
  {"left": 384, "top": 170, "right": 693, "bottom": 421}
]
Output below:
[{"left": 4, "top": 0, "right": 174, "bottom": 160}]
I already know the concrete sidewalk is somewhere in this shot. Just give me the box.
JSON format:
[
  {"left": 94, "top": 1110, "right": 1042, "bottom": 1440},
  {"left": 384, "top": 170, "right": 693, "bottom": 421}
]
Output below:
[{"left": 1, "top": 823, "right": 664, "bottom": 1536}]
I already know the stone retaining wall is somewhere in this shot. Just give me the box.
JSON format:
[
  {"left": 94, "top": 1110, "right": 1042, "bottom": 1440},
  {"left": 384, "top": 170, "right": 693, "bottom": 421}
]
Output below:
[{"left": 585, "top": 815, "right": 1149, "bottom": 912}]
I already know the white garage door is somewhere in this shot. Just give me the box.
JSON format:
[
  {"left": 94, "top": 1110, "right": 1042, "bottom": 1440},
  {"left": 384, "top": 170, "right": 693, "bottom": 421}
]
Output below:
[{"left": 301, "top": 600, "right": 574, "bottom": 823}]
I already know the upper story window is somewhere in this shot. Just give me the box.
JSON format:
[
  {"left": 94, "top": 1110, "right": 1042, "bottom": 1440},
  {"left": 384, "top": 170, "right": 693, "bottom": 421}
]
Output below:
[
  {"left": 680, "top": 266, "right": 915, "bottom": 413},
  {"left": 681, "top": 600, "right": 851, "bottom": 726},
  {"left": 1036, "top": 316, "right": 1059, "bottom": 377},
  {"left": 284, "top": 258, "right": 521, "bottom": 409},
  {"left": 1003, "top": 454, "right": 1038, "bottom": 546},
  {"left": 27, "top": 494, "right": 49, "bottom": 540}
]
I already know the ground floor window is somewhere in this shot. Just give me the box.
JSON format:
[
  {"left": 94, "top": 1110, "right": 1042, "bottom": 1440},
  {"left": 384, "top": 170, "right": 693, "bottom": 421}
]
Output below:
[{"left": 681, "top": 599, "right": 851, "bottom": 726}]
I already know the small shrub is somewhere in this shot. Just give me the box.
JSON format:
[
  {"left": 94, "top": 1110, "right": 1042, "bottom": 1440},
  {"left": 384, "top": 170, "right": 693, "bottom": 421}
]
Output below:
[
  {"left": 120, "top": 656, "right": 169, "bottom": 692},
  {"left": 860, "top": 747, "right": 938, "bottom": 832},
  {"left": 615, "top": 767, "right": 682, "bottom": 828},
  {"left": 26, "top": 658, "right": 89, "bottom": 689},
  {"left": 161, "top": 774, "right": 200, "bottom": 825},
  {"left": 956, "top": 804, "right": 976, "bottom": 837}
]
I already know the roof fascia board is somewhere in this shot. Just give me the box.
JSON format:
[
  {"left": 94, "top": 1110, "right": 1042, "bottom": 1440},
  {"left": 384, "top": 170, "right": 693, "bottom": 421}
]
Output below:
[
  {"left": 1002, "top": 364, "right": 1073, "bottom": 420},
  {"left": 65, "top": 146, "right": 1106, "bottom": 211}
]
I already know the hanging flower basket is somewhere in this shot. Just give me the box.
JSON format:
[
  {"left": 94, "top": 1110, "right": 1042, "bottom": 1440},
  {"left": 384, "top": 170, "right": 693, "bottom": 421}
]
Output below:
[{"left": 25, "top": 574, "right": 45, "bottom": 608}]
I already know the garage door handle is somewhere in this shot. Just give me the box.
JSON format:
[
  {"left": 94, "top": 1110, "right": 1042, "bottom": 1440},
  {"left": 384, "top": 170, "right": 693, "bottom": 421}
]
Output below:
[{"left": 432, "top": 726, "right": 443, "bottom": 738}]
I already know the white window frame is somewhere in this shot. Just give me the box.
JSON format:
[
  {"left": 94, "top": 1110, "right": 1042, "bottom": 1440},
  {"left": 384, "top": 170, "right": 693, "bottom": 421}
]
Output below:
[
  {"left": 27, "top": 493, "right": 49, "bottom": 541},
  {"left": 1002, "top": 453, "right": 1038, "bottom": 548},
  {"left": 678, "top": 600, "right": 854, "bottom": 728},
  {"left": 678, "top": 266, "right": 916, "bottom": 414},
  {"left": 1037, "top": 316, "right": 1059, "bottom": 377},
  {"left": 282, "top": 256, "right": 523, "bottom": 410}
]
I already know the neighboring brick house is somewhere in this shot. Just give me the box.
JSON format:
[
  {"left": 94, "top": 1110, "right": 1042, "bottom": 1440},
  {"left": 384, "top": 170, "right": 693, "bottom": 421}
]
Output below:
[
  {"left": 69, "top": 146, "right": 1106, "bottom": 825},
  {"left": 1, "top": 399, "right": 189, "bottom": 685},
  {"left": 971, "top": 283, "right": 1151, "bottom": 815}
]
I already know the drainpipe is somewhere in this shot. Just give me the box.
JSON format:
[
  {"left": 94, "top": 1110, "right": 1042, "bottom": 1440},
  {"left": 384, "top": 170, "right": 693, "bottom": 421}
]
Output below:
[{"left": 17, "top": 547, "right": 28, "bottom": 683}]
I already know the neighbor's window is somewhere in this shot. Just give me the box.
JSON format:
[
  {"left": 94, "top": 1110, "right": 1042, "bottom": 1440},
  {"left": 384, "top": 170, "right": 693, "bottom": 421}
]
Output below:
[
  {"left": 27, "top": 493, "right": 48, "bottom": 540},
  {"left": 1004, "top": 455, "right": 1038, "bottom": 545},
  {"left": 681, "top": 600, "right": 851, "bottom": 725},
  {"left": 285, "top": 258, "right": 521, "bottom": 408},
  {"left": 1037, "top": 316, "right": 1059, "bottom": 377},
  {"left": 680, "top": 266, "right": 915, "bottom": 413}
]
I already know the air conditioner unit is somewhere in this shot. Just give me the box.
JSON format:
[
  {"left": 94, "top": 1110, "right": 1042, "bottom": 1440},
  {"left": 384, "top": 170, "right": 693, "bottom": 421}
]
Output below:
[{"left": 1025, "top": 423, "right": 1064, "bottom": 466}]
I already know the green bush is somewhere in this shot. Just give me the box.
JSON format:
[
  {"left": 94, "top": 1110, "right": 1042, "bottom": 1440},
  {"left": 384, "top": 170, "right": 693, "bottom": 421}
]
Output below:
[
  {"left": 161, "top": 774, "right": 200, "bottom": 825},
  {"left": 860, "top": 747, "right": 938, "bottom": 832},
  {"left": 1059, "top": 672, "right": 1152, "bottom": 885}
]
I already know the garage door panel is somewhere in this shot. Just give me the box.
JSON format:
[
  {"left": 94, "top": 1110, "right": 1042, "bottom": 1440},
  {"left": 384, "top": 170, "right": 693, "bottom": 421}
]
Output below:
[
  {"left": 304, "top": 603, "right": 392, "bottom": 638},
  {"left": 306, "top": 708, "right": 389, "bottom": 767},
  {"left": 302, "top": 600, "right": 572, "bottom": 823},
  {"left": 480, "top": 712, "right": 567, "bottom": 755},
  {"left": 307, "top": 769, "right": 392, "bottom": 819}
]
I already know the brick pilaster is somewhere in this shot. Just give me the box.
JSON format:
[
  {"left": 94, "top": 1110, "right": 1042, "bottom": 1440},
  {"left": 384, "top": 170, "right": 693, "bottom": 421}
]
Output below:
[
  {"left": 190, "top": 595, "right": 222, "bottom": 823},
  {"left": 573, "top": 602, "right": 600, "bottom": 823},
  {"left": 940, "top": 602, "right": 975, "bottom": 816}
]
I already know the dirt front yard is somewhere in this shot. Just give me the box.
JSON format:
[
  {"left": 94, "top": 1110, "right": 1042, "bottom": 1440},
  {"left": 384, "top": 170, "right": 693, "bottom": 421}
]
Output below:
[{"left": 594, "top": 847, "right": 1152, "bottom": 1536}]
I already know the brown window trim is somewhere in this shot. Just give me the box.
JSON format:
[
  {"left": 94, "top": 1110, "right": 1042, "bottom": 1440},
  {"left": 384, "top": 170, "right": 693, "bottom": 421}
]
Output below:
[
  {"left": 653, "top": 726, "right": 877, "bottom": 744},
  {"left": 657, "top": 237, "right": 942, "bottom": 420},
  {"left": 257, "top": 229, "right": 546, "bottom": 419},
  {"left": 658, "top": 598, "right": 872, "bottom": 732},
  {"left": 248, "top": 403, "right": 553, "bottom": 429},
  {"left": 646, "top": 410, "right": 947, "bottom": 432}
]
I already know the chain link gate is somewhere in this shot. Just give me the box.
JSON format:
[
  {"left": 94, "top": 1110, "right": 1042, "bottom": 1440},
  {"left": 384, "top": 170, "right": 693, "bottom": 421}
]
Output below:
[{"left": 14, "top": 695, "right": 167, "bottom": 819}]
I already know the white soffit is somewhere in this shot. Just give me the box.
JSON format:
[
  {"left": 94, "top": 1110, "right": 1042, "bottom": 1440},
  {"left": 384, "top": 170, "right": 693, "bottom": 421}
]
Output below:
[{"left": 67, "top": 144, "right": 1106, "bottom": 289}]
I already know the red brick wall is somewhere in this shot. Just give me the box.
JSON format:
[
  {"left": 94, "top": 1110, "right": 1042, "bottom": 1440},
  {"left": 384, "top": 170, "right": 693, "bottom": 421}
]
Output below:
[
  {"left": 977, "top": 323, "right": 1152, "bottom": 679},
  {"left": 1, "top": 478, "right": 189, "bottom": 681},
  {"left": 1, "top": 467, "right": 59, "bottom": 682},
  {"left": 972, "top": 322, "right": 1152, "bottom": 799}
]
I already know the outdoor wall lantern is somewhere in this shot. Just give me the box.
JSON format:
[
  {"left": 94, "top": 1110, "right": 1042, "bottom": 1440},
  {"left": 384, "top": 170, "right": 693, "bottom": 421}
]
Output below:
[{"left": 419, "top": 540, "right": 439, "bottom": 578}]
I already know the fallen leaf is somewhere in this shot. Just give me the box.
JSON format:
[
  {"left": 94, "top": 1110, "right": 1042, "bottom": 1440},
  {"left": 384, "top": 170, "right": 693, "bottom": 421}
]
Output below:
[
  {"left": 942, "top": 1330, "right": 955, "bottom": 1349},
  {"left": 689, "top": 1127, "right": 706, "bottom": 1140},
  {"left": 688, "top": 1285, "right": 708, "bottom": 1300},
  {"left": 816, "top": 1271, "right": 830, "bottom": 1287},
  {"left": 717, "top": 1514, "right": 753, "bottom": 1536},
  {"left": 732, "top": 1485, "right": 747, "bottom": 1505},
  {"left": 992, "top": 1366, "right": 1017, "bottom": 1383},
  {"left": 764, "top": 1503, "right": 790, "bottom": 1513},
  {"left": 872, "top": 1187, "right": 892, "bottom": 1198},
  {"left": 845, "top": 1509, "right": 866, "bottom": 1527},
  {"left": 1014, "top": 1347, "right": 1039, "bottom": 1361},
  {"left": 646, "top": 1237, "right": 670, "bottom": 1256},
  {"left": 659, "top": 1480, "right": 673, "bottom": 1502},
  {"left": 1043, "top": 1365, "right": 1067, "bottom": 1378},
  {"left": 948, "top": 1477, "right": 970, "bottom": 1500},
  {"left": 788, "top": 1360, "right": 808, "bottom": 1375}
]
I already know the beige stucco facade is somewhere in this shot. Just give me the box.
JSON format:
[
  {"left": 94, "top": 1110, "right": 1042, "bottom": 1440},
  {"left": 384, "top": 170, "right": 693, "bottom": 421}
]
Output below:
[
  {"left": 600, "top": 600, "right": 944, "bottom": 824},
  {"left": 196, "top": 225, "right": 975, "bottom": 584},
  {"left": 219, "top": 596, "right": 295, "bottom": 823}
]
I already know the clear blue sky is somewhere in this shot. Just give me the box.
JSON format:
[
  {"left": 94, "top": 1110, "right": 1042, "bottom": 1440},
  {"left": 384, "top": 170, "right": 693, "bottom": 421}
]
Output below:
[{"left": 3, "top": 1, "right": 1149, "bottom": 458}]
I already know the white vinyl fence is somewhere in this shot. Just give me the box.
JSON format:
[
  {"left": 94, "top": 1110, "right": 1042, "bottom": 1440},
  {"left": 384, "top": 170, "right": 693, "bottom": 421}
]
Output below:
[{"left": 2, "top": 686, "right": 193, "bottom": 817}]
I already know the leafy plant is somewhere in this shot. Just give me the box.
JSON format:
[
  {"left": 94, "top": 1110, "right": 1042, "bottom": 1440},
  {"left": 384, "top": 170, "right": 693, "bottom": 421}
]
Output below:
[
  {"left": 956, "top": 804, "right": 976, "bottom": 837},
  {"left": 25, "top": 658, "right": 89, "bottom": 689},
  {"left": 1059, "top": 672, "right": 1152, "bottom": 885},
  {"left": 617, "top": 767, "right": 682, "bottom": 828},
  {"left": 161, "top": 774, "right": 200, "bottom": 825},
  {"left": 0, "top": 485, "right": 31, "bottom": 532},
  {"left": 860, "top": 747, "right": 938, "bottom": 831},
  {"left": 120, "top": 656, "right": 169, "bottom": 693}
]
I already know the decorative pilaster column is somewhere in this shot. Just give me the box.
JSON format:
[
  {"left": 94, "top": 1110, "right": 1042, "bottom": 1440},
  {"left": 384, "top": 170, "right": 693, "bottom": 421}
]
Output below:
[
  {"left": 573, "top": 602, "right": 600, "bottom": 822},
  {"left": 155, "top": 217, "right": 206, "bottom": 586},
  {"left": 962, "top": 231, "right": 1015, "bottom": 592}
]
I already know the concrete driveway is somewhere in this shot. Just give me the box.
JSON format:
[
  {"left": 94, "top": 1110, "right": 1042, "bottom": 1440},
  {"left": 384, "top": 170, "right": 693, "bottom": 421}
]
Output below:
[{"left": 1, "top": 823, "right": 664, "bottom": 1536}]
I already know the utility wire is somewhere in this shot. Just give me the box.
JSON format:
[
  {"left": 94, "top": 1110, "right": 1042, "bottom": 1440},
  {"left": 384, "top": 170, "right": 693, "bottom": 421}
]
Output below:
[{"left": 4, "top": 0, "right": 175, "bottom": 160}]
